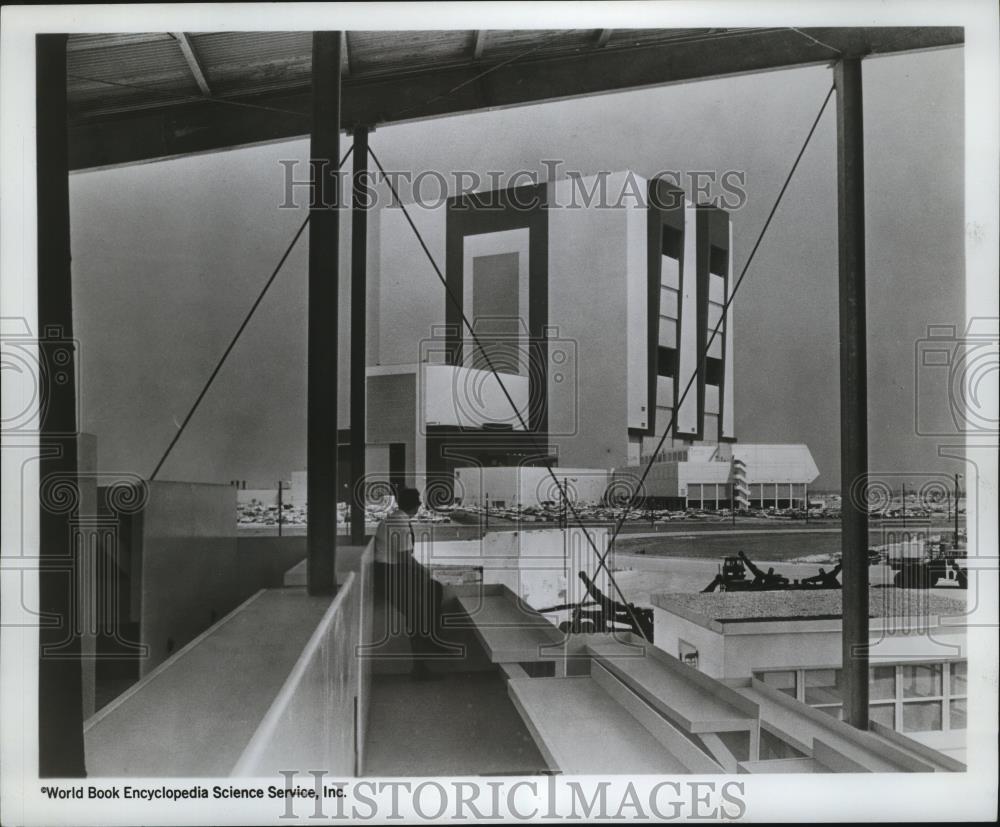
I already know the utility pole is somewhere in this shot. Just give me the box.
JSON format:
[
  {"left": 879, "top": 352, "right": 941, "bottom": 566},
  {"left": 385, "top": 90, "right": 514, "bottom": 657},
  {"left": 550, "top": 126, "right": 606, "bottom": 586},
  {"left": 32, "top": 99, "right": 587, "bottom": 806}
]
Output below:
[
  {"left": 277, "top": 480, "right": 288, "bottom": 537},
  {"left": 562, "top": 477, "right": 568, "bottom": 530},
  {"left": 901, "top": 481, "right": 907, "bottom": 530},
  {"left": 954, "top": 473, "right": 962, "bottom": 546}
]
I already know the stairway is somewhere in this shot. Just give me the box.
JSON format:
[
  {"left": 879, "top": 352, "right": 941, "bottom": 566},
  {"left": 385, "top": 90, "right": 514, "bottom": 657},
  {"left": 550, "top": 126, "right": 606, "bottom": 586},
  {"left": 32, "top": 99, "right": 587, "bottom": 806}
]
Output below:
[
  {"left": 505, "top": 633, "right": 760, "bottom": 774},
  {"left": 730, "top": 457, "right": 751, "bottom": 510},
  {"left": 446, "top": 584, "right": 958, "bottom": 775}
]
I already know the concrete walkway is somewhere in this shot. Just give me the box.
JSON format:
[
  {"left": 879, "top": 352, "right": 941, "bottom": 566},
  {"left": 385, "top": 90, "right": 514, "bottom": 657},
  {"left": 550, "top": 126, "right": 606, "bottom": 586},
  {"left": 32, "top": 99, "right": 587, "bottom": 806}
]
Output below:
[
  {"left": 84, "top": 588, "right": 336, "bottom": 776},
  {"left": 363, "top": 670, "right": 548, "bottom": 776}
]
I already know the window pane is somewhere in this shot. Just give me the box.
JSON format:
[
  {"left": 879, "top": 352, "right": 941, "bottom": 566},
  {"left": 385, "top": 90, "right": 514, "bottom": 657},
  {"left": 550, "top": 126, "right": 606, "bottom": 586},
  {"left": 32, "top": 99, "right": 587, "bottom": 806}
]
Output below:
[
  {"left": 660, "top": 288, "right": 679, "bottom": 319},
  {"left": 707, "top": 302, "right": 724, "bottom": 333},
  {"left": 659, "top": 315, "right": 678, "bottom": 346},
  {"left": 656, "top": 346, "right": 677, "bottom": 379},
  {"left": 706, "top": 332, "right": 723, "bottom": 359},
  {"left": 869, "top": 703, "right": 895, "bottom": 729},
  {"left": 757, "top": 670, "right": 797, "bottom": 697},
  {"left": 708, "top": 273, "right": 726, "bottom": 304},
  {"left": 902, "top": 663, "right": 943, "bottom": 698},
  {"left": 950, "top": 661, "right": 967, "bottom": 696},
  {"left": 869, "top": 666, "right": 896, "bottom": 700},
  {"left": 704, "top": 356, "right": 723, "bottom": 386},
  {"left": 902, "top": 701, "right": 943, "bottom": 732},
  {"left": 662, "top": 226, "right": 682, "bottom": 260},
  {"left": 949, "top": 698, "right": 967, "bottom": 730},
  {"left": 817, "top": 705, "right": 842, "bottom": 721},
  {"left": 709, "top": 244, "right": 728, "bottom": 277},
  {"left": 804, "top": 668, "right": 844, "bottom": 705}
]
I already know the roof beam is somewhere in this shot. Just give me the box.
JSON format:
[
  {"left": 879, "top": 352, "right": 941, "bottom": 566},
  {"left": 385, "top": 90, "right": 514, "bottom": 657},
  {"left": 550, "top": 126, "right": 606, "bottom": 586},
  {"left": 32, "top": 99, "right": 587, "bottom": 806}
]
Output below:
[
  {"left": 473, "top": 29, "right": 487, "bottom": 60},
  {"left": 171, "top": 32, "right": 211, "bottom": 96},
  {"left": 594, "top": 29, "right": 613, "bottom": 48},
  {"left": 68, "top": 27, "right": 963, "bottom": 171}
]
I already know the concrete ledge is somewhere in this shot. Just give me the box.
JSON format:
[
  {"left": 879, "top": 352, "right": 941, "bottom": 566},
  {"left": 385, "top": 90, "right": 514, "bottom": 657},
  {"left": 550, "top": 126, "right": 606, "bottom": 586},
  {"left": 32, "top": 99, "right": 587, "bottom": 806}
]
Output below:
[
  {"left": 507, "top": 677, "right": 692, "bottom": 774},
  {"left": 86, "top": 541, "right": 375, "bottom": 778},
  {"left": 453, "top": 586, "right": 564, "bottom": 663},
  {"left": 84, "top": 588, "right": 339, "bottom": 776},
  {"left": 867, "top": 720, "right": 966, "bottom": 772},
  {"left": 738, "top": 757, "right": 824, "bottom": 773},
  {"left": 233, "top": 572, "right": 361, "bottom": 776},
  {"left": 736, "top": 679, "right": 936, "bottom": 772},
  {"left": 584, "top": 638, "right": 758, "bottom": 735},
  {"left": 283, "top": 542, "right": 371, "bottom": 586}
]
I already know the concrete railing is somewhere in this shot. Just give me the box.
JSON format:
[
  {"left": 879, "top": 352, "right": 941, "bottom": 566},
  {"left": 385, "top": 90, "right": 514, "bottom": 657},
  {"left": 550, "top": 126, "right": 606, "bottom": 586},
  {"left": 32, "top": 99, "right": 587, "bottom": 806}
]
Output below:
[
  {"left": 84, "top": 541, "right": 373, "bottom": 778},
  {"left": 233, "top": 544, "right": 374, "bottom": 777}
]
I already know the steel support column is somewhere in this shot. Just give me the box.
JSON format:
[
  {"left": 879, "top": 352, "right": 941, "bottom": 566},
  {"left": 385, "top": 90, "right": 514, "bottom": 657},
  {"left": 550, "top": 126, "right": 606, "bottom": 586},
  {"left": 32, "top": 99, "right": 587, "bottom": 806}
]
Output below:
[
  {"left": 36, "top": 33, "right": 87, "bottom": 776},
  {"left": 835, "top": 56, "right": 870, "bottom": 730},
  {"left": 349, "top": 125, "right": 370, "bottom": 545},
  {"left": 307, "top": 32, "right": 342, "bottom": 595}
]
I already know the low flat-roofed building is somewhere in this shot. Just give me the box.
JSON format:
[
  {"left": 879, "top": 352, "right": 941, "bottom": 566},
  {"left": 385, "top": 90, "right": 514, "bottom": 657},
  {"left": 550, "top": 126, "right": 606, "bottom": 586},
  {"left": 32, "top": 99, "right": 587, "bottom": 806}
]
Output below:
[
  {"left": 650, "top": 587, "right": 968, "bottom": 762},
  {"left": 453, "top": 465, "right": 610, "bottom": 508},
  {"left": 612, "top": 442, "right": 820, "bottom": 510}
]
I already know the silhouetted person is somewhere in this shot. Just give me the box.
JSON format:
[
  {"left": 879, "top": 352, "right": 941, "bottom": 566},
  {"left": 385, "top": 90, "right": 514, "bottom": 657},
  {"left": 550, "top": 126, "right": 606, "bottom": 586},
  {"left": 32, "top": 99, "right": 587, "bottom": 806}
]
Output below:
[{"left": 373, "top": 487, "right": 447, "bottom": 680}]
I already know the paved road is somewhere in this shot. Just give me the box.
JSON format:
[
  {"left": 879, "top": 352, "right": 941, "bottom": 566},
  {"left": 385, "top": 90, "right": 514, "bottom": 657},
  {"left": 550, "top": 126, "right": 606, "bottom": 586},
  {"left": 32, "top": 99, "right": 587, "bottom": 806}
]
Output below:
[{"left": 616, "top": 527, "right": 846, "bottom": 539}]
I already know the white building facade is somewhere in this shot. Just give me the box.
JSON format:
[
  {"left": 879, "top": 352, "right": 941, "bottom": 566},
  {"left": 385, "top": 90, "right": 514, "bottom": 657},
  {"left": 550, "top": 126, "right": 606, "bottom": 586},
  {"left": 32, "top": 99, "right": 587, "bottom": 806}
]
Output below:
[{"left": 350, "top": 169, "right": 818, "bottom": 507}]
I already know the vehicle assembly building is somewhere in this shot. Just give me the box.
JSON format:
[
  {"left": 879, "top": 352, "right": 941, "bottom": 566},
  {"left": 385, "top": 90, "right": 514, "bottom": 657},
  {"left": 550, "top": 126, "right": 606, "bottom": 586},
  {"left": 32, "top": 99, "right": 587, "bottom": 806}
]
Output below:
[{"left": 357, "top": 170, "right": 819, "bottom": 509}]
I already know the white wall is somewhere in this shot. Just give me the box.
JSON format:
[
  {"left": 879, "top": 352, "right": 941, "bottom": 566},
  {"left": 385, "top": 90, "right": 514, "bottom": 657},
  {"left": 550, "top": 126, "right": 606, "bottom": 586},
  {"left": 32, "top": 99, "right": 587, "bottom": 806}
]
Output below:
[
  {"left": 421, "top": 364, "right": 528, "bottom": 430},
  {"left": 454, "top": 466, "right": 610, "bottom": 507},
  {"left": 653, "top": 611, "right": 727, "bottom": 678},
  {"left": 416, "top": 526, "right": 611, "bottom": 612},
  {"left": 376, "top": 205, "right": 447, "bottom": 367},
  {"left": 733, "top": 444, "right": 820, "bottom": 484},
  {"left": 613, "top": 460, "right": 681, "bottom": 500},
  {"left": 548, "top": 174, "right": 634, "bottom": 470},
  {"left": 372, "top": 172, "right": 670, "bottom": 472}
]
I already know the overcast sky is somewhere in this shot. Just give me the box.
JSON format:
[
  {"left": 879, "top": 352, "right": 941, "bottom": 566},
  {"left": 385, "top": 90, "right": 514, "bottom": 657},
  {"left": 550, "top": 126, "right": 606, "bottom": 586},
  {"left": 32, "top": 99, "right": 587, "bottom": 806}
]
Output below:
[{"left": 68, "top": 45, "right": 965, "bottom": 490}]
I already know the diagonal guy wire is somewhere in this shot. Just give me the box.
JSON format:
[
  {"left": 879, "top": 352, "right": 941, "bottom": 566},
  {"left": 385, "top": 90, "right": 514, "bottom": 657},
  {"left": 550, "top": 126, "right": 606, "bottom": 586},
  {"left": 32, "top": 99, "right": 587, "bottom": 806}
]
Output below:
[
  {"left": 367, "top": 143, "right": 652, "bottom": 639},
  {"left": 149, "top": 145, "right": 355, "bottom": 481},
  {"left": 578, "top": 82, "right": 837, "bottom": 606}
]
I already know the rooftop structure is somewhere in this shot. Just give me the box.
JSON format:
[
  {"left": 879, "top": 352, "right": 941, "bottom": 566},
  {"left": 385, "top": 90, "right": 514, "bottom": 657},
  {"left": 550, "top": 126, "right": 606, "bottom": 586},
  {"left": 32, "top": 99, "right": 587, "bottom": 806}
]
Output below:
[
  {"left": 654, "top": 587, "right": 967, "bottom": 627},
  {"left": 651, "top": 586, "right": 968, "bottom": 762}
]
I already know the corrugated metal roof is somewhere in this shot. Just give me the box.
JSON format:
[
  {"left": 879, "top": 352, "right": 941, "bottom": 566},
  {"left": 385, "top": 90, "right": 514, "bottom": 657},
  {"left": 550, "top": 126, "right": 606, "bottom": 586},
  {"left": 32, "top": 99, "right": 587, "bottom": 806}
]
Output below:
[
  {"left": 187, "top": 31, "right": 312, "bottom": 97},
  {"left": 68, "top": 35, "right": 201, "bottom": 116},
  {"left": 64, "top": 28, "right": 740, "bottom": 119},
  {"left": 62, "top": 28, "right": 963, "bottom": 170}
]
